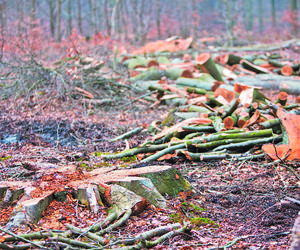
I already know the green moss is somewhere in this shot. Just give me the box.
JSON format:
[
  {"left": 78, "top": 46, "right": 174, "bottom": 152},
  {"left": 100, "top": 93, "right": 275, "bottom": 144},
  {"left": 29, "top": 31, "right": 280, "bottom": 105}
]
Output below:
[
  {"left": 0, "top": 155, "right": 12, "bottom": 161},
  {"left": 118, "top": 164, "right": 129, "bottom": 168},
  {"left": 190, "top": 217, "right": 219, "bottom": 228},
  {"left": 169, "top": 213, "right": 184, "bottom": 224},
  {"left": 94, "top": 151, "right": 120, "bottom": 157},
  {"left": 120, "top": 155, "right": 137, "bottom": 163},
  {"left": 94, "top": 162, "right": 112, "bottom": 168}
]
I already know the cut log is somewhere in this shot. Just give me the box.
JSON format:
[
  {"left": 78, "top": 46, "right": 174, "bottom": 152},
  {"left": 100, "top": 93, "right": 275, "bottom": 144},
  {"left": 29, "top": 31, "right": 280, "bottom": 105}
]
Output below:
[
  {"left": 176, "top": 77, "right": 215, "bottom": 91},
  {"left": 241, "top": 59, "right": 271, "bottom": 74},
  {"left": 235, "top": 74, "right": 300, "bottom": 95},
  {"left": 195, "top": 53, "right": 224, "bottom": 81}
]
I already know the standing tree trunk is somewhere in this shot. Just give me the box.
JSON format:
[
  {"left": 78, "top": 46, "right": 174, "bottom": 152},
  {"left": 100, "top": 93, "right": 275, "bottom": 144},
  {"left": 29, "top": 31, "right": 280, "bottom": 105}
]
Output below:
[
  {"left": 56, "top": 0, "right": 62, "bottom": 42},
  {"left": 156, "top": 0, "right": 161, "bottom": 39},
  {"left": 290, "top": 0, "right": 299, "bottom": 36},
  {"left": 77, "top": 0, "right": 83, "bottom": 35},
  {"left": 88, "top": 0, "right": 96, "bottom": 36},
  {"left": 222, "top": 0, "right": 236, "bottom": 46},
  {"left": 120, "top": 0, "right": 128, "bottom": 40},
  {"left": 245, "top": 0, "right": 253, "bottom": 31},
  {"left": 67, "top": 0, "right": 72, "bottom": 37},
  {"left": 258, "top": 0, "right": 263, "bottom": 33},
  {"left": 47, "top": 0, "right": 55, "bottom": 38},
  {"left": 111, "top": 0, "right": 120, "bottom": 39},
  {"left": 30, "top": 0, "right": 36, "bottom": 29},
  {"left": 92, "top": 0, "right": 98, "bottom": 34},
  {"left": 0, "top": 0, "right": 7, "bottom": 33},
  {"left": 271, "top": 0, "right": 276, "bottom": 27},
  {"left": 104, "top": 0, "right": 111, "bottom": 36},
  {"left": 16, "top": 0, "right": 23, "bottom": 35}
]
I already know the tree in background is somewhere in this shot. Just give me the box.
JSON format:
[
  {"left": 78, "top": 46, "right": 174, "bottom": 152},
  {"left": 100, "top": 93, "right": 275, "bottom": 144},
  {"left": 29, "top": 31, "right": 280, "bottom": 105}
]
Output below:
[
  {"left": 290, "top": 0, "right": 299, "bottom": 36},
  {"left": 0, "top": 0, "right": 297, "bottom": 47}
]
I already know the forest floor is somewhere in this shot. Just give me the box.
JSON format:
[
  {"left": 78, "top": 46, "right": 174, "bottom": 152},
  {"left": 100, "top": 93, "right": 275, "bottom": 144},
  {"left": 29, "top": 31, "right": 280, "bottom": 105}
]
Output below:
[
  {"left": 0, "top": 96, "right": 299, "bottom": 249},
  {"left": 0, "top": 44, "right": 299, "bottom": 249}
]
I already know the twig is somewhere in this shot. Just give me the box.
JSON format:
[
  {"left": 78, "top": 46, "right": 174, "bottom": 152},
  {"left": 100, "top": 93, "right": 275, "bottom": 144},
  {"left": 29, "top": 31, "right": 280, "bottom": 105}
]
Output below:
[
  {"left": 97, "top": 209, "right": 132, "bottom": 236},
  {"left": 0, "top": 227, "right": 47, "bottom": 249},
  {"left": 120, "top": 90, "right": 158, "bottom": 107}
]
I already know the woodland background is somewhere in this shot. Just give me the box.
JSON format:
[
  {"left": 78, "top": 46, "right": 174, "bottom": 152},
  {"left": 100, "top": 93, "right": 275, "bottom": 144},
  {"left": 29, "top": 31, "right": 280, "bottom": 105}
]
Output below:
[{"left": 0, "top": 0, "right": 299, "bottom": 54}]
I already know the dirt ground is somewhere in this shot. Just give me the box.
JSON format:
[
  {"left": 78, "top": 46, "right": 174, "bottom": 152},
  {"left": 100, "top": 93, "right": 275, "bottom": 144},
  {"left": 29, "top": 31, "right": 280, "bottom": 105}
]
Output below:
[{"left": 0, "top": 96, "right": 299, "bottom": 250}]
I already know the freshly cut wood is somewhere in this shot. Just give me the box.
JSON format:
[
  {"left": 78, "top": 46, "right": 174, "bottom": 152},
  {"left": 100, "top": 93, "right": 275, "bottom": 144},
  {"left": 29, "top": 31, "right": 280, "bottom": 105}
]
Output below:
[
  {"left": 131, "top": 37, "right": 193, "bottom": 55},
  {"left": 235, "top": 74, "right": 300, "bottom": 95},
  {"left": 276, "top": 91, "right": 288, "bottom": 106},
  {"left": 147, "top": 60, "right": 159, "bottom": 68},
  {"left": 290, "top": 214, "right": 300, "bottom": 250},
  {"left": 281, "top": 65, "right": 294, "bottom": 76},
  {"left": 129, "top": 68, "right": 162, "bottom": 82},
  {"left": 164, "top": 68, "right": 185, "bottom": 80},
  {"left": 176, "top": 77, "right": 215, "bottom": 91},
  {"left": 262, "top": 144, "right": 290, "bottom": 160},
  {"left": 214, "top": 88, "right": 236, "bottom": 103},
  {"left": 195, "top": 53, "right": 224, "bottom": 81},
  {"left": 152, "top": 117, "right": 212, "bottom": 141},
  {"left": 241, "top": 59, "right": 271, "bottom": 74},
  {"left": 181, "top": 69, "right": 194, "bottom": 78},
  {"left": 221, "top": 54, "right": 242, "bottom": 66},
  {"left": 279, "top": 113, "right": 300, "bottom": 160},
  {"left": 223, "top": 116, "right": 235, "bottom": 129}
]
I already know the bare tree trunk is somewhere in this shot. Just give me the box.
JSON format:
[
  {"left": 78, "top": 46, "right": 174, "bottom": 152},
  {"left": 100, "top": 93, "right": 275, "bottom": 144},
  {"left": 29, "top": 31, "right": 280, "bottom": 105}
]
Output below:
[
  {"left": 0, "top": 0, "right": 7, "bottom": 33},
  {"left": 77, "top": 0, "right": 83, "bottom": 34},
  {"left": 120, "top": 0, "right": 128, "bottom": 40},
  {"left": 156, "top": 0, "right": 161, "bottom": 39},
  {"left": 245, "top": 0, "right": 253, "bottom": 31},
  {"left": 192, "top": 0, "right": 199, "bottom": 38},
  {"left": 67, "top": 0, "right": 72, "bottom": 37},
  {"left": 111, "top": 0, "right": 120, "bottom": 39},
  {"left": 290, "top": 0, "right": 299, "bottom": 36},
  {"left": 271, "top": 0, "right": 276, "bottom": 27},
  {"left": 88, "top": 0, "right": 96, "bottom": 36},
  {"left": 47, "top": 0, "right": 55, "bottom": 38},
  {"left": 258, "top": 0, "right": 263, "bottom": 33},
  {"left": 56, "top": 0, "right": 62, "bottom": 42},
  {"left": 30, "top": 0, "right": 36, "bottom": 29},
  {"left": 222, "top": 0, "right": 236, "bottom": 46},
  {"left": 104, "top": 0, "right": 111, "bottom": 36},
  {"left": 92, "top": 0, "right": 98, "bottom": 34}
]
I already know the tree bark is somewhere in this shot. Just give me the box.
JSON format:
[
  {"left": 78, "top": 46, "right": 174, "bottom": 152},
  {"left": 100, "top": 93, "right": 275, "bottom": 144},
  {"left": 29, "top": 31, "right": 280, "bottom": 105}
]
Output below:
[
  {"left": 104, "top": 0, "right": 111, "bottom": 36},
  {"left": 258, "top": 0, "right": 263, "bottom": 33},
  {"left": 290, "top": 0, "right": 299, "bottom": 36},
  {"left": 47, "top": 0, "right": 55, "bottom": 38},
  {"left": 111, "top": 0, "right": 120, "bottom": 39},
  {"left": 77, "top": 0, "right": 83, "bottom": 34},
  {"left": 271, "top": 0, "right": 276, "bottom": 27},
  {"left": 56, "top": 0, "right": 62, "bottom": 42},
  {"left": 67, "top": 0, "right": 72, "bottom": 37},
  {"left": 156, "top": 0, "right": 161, "bottom": 39}
]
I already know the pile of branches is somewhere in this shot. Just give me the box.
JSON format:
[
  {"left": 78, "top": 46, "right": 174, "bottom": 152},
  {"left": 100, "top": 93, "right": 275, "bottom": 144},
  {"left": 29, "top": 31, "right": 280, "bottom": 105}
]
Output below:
[{"left": 0, "top": 210, "right": 190, "bottom": 249}]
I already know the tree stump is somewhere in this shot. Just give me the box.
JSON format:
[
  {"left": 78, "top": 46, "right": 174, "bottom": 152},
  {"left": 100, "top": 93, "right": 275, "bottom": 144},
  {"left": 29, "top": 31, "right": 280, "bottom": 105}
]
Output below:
[{"left": 0, "top": 165, "right": 193, "bottom": 229}]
